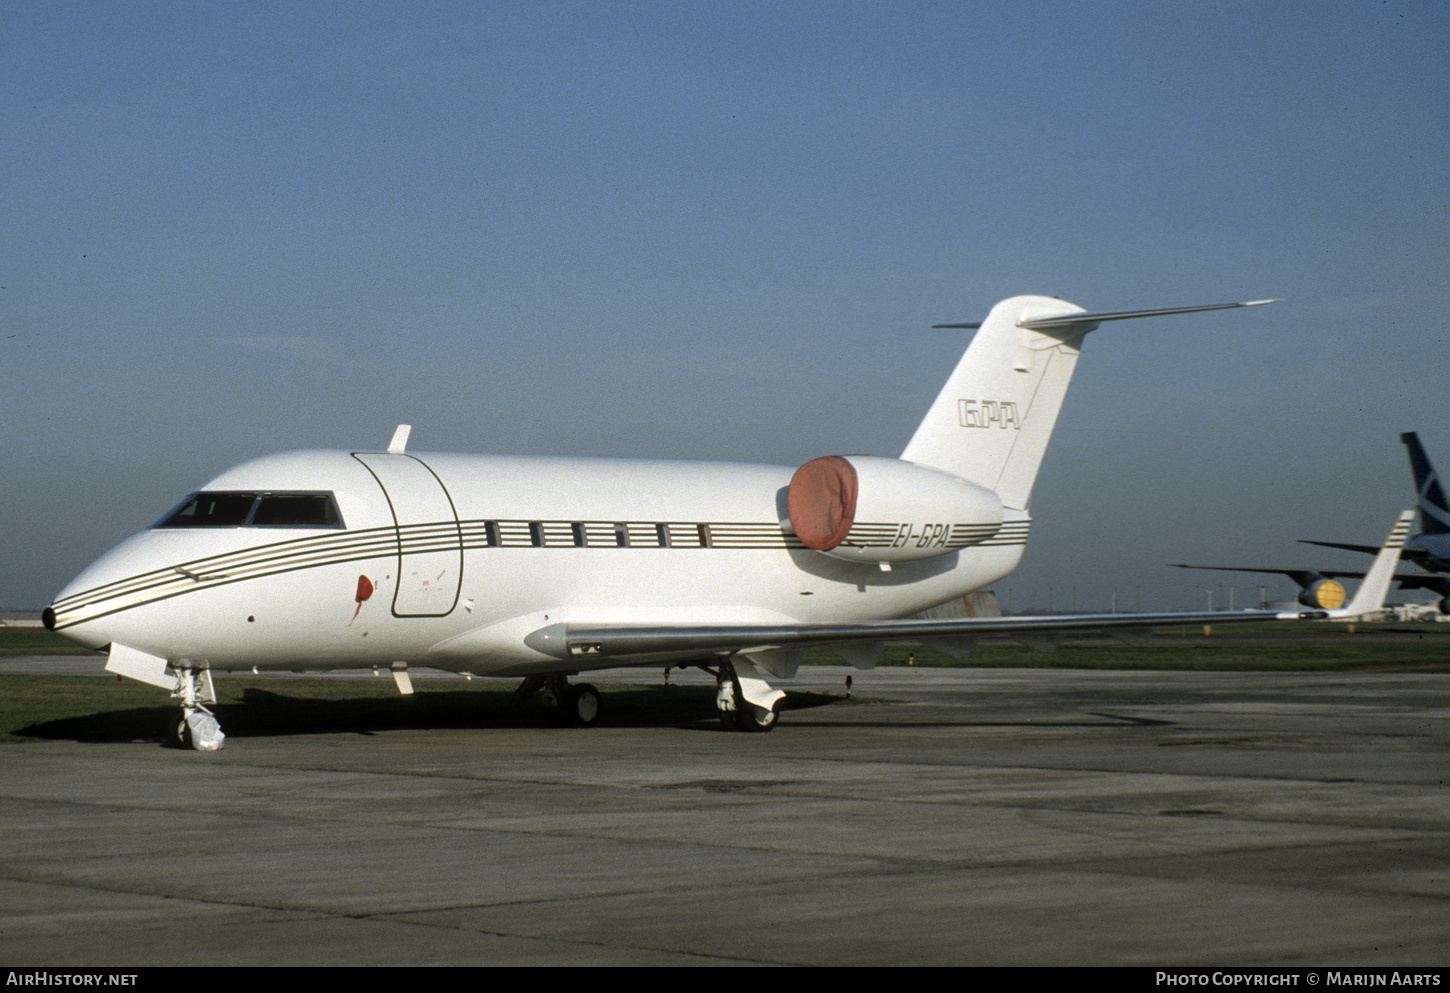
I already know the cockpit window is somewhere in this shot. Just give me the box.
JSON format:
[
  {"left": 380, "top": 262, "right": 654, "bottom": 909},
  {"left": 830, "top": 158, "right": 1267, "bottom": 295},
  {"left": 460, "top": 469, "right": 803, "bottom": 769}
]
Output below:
[
  {"left": 155, "top": 491, "right": 344, "bottom": 529},
  {"left": 251, "top": 494, "right": 343, "bottom": 527},
  {"left": 156, "top": 492, "right": 257, "bottom": 527}
]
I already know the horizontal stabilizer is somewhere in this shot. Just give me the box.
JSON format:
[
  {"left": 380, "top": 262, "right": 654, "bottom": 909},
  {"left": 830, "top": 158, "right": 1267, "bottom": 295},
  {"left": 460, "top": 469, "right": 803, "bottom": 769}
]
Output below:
[
  {"left": 936, "top": 300, "right": 1280, "bottom": 331},
  {"left": 1016, "top": 299, "right": 1280, "bottom": 330}
]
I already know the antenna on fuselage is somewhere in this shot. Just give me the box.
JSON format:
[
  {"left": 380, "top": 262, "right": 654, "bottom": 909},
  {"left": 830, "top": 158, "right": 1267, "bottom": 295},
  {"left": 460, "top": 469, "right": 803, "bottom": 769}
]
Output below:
[{"left": 388, "top": 424, "right": 411, "bottom": 454}]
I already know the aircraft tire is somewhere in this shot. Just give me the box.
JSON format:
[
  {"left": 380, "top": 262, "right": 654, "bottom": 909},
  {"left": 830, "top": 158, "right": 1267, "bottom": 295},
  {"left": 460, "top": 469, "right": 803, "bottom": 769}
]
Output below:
[
  {"left": 551, "top": 684, "right": 602, "bottom": 727},
  {"left": 571, "top": 684, "right": 601, "bottom": 726},
  {"left": 718, "top": 678, "right": 776, "bottom": 733},
  {"left": 736, "top": 703, "right": 778, "bottom": 733},
  {"left": 167, "top": 712, "right": 193, "bottom": 750}
]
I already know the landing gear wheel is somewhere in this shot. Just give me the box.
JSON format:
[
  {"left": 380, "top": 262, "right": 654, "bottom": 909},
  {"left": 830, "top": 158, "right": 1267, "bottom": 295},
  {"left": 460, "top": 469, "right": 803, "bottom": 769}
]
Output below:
[
  {"left": 167, "top": 711, "right": 192, "bottom": 749},
  {"left": 737, "top": 702, "right": 778, "bottom": 732},
  {"left": 717, "top": 705, "right": 743, "bottom": 733},
  {"left": 716, "top": 676, "right": 777, "bottom": 733},
  {"left": 167, "top": 668, "right": 224, "bottom": 750},
  {"left": 548, "top": 681, "right": 602, "bottom": 727},
  {"left": 570, "top": 684, "right": 601, "bottom": 726}
]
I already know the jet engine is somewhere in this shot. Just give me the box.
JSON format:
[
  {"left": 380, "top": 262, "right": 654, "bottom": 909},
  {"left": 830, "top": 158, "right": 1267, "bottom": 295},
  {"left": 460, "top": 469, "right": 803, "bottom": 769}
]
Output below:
[
  {"left": 785, "top": 455, "right": 1004, "bottom": 564},
  {"left": 1298, "top": 578, "right": 1346, "bottom": 610}
]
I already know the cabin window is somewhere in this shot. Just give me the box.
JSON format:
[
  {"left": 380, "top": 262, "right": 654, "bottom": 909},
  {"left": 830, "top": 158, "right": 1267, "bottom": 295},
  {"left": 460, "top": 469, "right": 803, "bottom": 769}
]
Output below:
[
  {"left": 580, "top": 523, "right": 617, "bottom": 545},
  {"left": 620, "top": 522, "right": 656, "bottom": 546},
  {"left": 155, "top": 491, "right": 345, "bottom": 529}
]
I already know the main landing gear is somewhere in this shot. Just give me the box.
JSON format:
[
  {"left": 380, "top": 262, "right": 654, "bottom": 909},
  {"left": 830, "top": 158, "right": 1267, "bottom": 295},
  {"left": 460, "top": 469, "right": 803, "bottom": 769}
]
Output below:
[
  {"left": 168, "top": 667, "right": 225, "bottom": 751},
  {"left": 514, "top": 674, "right": 602, "bottom": 727},
  {"left": 512, "top": 659, "right": 784, "bottom": 732},
  {"left": 713, "top": 659, "right": 780, "bottom": 733}
]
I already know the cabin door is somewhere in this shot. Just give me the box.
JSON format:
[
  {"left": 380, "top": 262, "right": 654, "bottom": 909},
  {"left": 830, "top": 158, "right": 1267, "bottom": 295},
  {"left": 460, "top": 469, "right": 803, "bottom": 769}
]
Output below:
[{"left": 353, "top": 453, "right": 463, "bottom": 617}]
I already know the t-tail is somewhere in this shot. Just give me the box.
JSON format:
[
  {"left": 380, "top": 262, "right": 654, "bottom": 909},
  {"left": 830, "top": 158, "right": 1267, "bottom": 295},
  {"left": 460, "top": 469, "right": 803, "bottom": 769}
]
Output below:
[{"left": 901, "top": 296, "right": 1281, "bottom": 510}]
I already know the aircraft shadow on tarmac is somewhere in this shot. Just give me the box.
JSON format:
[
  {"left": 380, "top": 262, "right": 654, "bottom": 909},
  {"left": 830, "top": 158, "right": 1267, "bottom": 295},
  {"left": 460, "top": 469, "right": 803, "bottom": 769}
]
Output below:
[
  {"left": 15, "top": 684, "right": 848, "bottom": 745},
  {"left": 789, "top": 711, "right": 1178, "bottom": 730},
  {"left": 12, "top": 678, "right": 1188, "bottom": 745}
]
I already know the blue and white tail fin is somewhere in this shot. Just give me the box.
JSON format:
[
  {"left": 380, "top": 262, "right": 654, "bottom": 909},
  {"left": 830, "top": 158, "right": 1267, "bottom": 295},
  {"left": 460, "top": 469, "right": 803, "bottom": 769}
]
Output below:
[
  {"left": 901, "top": 296, "right": 1280, "bottom": 511},
  {"left": 1401, "top": 432, "right": 1449, "bottom": 537}
]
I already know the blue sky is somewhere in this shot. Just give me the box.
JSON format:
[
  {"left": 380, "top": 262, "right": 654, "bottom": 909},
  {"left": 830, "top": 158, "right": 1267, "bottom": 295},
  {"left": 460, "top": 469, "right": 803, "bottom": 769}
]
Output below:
[{"left": 4, "top": 1, "right": 1448, "bottom": 611}]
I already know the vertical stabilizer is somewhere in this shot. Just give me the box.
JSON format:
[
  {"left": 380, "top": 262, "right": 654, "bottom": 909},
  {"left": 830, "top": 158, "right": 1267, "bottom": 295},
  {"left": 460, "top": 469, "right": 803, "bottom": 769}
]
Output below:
[
  {"left": 1338, "top": 509, "right": 1414, "bottom": 617},
  {"left": 901, "top": 295, "right": 1093, "bottom": 510},
  {"left": 1401, "top": 432, "right": 1449, "bottom": 536}
]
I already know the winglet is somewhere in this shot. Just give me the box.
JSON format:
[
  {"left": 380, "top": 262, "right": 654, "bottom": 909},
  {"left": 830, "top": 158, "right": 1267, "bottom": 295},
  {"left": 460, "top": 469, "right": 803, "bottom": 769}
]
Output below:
[{"left": 1333, "top": 509, "right": 1414, "bottom": 617}]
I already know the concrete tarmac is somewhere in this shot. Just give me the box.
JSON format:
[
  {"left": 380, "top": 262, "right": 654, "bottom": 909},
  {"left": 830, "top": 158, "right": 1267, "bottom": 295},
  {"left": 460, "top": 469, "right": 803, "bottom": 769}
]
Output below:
[{"left": 1, "top": 661, "right": 1447, "bottom": 966}]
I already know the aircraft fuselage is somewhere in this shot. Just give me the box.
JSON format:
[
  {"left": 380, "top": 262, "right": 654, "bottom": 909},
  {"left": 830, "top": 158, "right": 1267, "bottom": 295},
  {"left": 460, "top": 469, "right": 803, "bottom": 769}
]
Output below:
[{"left": 47, "top": 449, "right": 1027, "bottom": 677}]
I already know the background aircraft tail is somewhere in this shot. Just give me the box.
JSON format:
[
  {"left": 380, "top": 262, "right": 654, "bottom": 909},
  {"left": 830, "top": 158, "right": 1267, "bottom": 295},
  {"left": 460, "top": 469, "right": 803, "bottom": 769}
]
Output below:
[
  {"left": 1337, "top": 509, "right": 1414, "bottom": 617},
  {"left": 1400, "top": 432, "right": 1449, "bottom": 536},
  {"left": 901, "top": 295, "right": 1279, "bottom": 512}
]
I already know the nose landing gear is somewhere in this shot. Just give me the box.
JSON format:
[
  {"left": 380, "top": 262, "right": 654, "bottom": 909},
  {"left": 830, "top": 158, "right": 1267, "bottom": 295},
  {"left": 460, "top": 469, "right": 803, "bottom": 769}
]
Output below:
[{"left": 168, "top": 667, "right": 225, "bottom": 751}]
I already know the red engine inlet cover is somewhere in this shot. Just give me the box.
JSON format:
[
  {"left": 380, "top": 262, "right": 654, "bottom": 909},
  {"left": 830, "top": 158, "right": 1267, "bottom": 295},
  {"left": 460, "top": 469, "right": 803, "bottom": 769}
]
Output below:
[{"left": 787, "top": 456, "right": 858, "bottom": 550}]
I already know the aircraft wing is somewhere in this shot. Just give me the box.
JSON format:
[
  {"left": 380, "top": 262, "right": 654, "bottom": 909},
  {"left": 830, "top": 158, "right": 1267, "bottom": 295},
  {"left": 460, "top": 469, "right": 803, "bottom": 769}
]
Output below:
[
  {"left": 1171, "top": 563, "right": 1439, "bottom": 589},
  {"left": 1175, "top": 505, "right": 1440, "bottom": 594},
  {"left": 1298, "top": 539, "right": 1380, "bottom": 556},
  {"left": 1300, "top": 539, "right": 1435, "bottom": 569},
  {"left": 531, "top": 607, "right": 1319, "bottom": 664},
  {"left": 533, "top": 508, "right": 1411, "bottom": 665}
]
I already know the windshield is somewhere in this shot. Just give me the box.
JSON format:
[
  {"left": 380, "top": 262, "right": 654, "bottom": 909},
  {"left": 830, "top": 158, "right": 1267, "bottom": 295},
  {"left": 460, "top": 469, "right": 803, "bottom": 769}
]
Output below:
[{"left": 155, "top": 492, "right": 344, "bottom": 528}]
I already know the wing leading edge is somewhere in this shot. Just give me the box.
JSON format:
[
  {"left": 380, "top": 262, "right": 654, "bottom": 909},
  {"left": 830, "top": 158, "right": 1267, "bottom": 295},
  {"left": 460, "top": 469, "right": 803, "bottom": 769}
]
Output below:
[{"left": 533, "top": 608, "right": 1308, "bottom": 664}]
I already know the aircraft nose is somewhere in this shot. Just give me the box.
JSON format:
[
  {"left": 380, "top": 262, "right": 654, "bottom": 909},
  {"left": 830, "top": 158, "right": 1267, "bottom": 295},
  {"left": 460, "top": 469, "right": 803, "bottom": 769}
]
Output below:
[{"left": 45, "top": 569, "right": 121, "bottom": 652}]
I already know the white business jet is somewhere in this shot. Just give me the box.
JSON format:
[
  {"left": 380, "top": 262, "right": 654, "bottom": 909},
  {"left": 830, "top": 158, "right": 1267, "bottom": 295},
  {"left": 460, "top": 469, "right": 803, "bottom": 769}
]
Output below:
[{"left": 43, "top": 295, "right": 1406, "bottom": 749}]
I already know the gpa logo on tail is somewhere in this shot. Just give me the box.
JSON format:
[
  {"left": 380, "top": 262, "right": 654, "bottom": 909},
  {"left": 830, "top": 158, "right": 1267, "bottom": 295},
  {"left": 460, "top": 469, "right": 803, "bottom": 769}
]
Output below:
[{"left": 958, "top": 399, "right": 1021, "bottom": 429}]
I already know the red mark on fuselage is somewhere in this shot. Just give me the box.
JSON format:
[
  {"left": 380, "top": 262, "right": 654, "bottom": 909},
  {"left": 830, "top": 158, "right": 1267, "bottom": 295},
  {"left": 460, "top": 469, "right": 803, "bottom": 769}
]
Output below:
[{"left": 350, "top": 575, "right": 374, "bottom": 624}]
